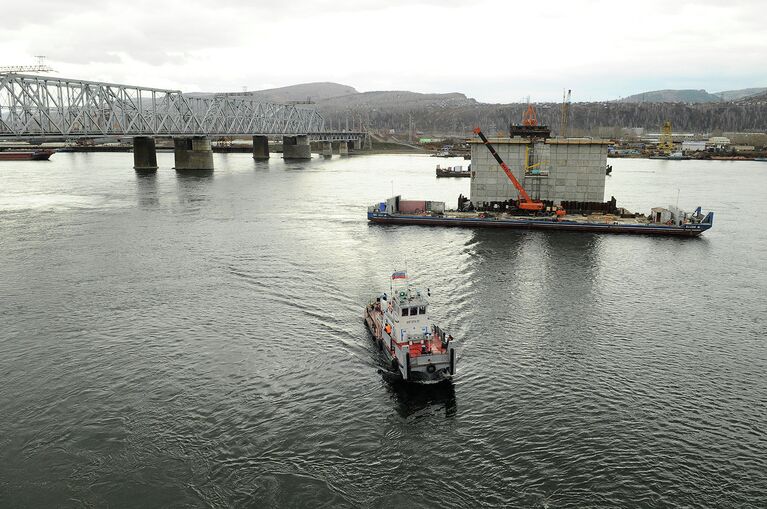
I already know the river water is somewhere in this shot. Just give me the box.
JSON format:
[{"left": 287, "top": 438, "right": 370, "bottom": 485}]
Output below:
[{"left": 1, "top": 152, "right": 765, "bottom": 507}]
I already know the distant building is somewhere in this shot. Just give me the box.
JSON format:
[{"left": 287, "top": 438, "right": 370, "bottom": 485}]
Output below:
[
  {"left": 622, "top": 127, "right": 644, "bottom": 137},
  {"left": 733, "top": 145, "right": 755, "bottom": 152},
  {"left": 708, "top": 136, "right": 731, "bottom": 148},
  {"left": 682, "top": 141, "right": 707, "bottom": 152}
]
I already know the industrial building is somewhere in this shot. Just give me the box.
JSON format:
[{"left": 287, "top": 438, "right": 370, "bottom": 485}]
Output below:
[{"left": 469, "top": 136, "right": 610, "bottom": 206}]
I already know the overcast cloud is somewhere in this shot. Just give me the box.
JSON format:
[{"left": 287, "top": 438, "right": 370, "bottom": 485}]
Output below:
[{"left": 3, "top": 0, "right": 766, "bottom": 101}]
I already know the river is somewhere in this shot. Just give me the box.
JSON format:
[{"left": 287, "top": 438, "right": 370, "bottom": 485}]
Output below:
[{"left": 1, "top": 152, "right": 765, "bottom": 507}]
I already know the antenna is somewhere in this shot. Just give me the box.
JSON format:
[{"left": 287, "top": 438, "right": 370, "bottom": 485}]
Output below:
[
  {"left": 560, "top": 89, "right": 571, "bottom": 138},
  {"left": 0, "top": 55, "right": 55, "bottom": 73}
]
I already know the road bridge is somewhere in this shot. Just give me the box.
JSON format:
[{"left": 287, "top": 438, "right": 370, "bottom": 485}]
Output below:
[{"left": 0, "top": 73, "right": 366, "bottom": 169}]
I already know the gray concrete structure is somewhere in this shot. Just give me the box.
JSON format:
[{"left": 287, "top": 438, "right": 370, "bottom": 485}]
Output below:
[
  {"left": 282, "top": 135, "right": 311, "bottom": 160},
  {"left": 469, "top": 138, "right": 610, "bottom": 206},
  {"left": 353, "top": 139, "right": 362, "bottom": 151},
  {"left": 252, "top": 135, "right": 269, "bottom": 160},
  {"left": 338, "top": 141, "right": 349, "bottom": 155},
  {"left": 133, "top": 136, "right": 158, "bottom": 171},
  {"left": 321, "top": 141, "right": 333, "bottom": 157},
  {"left": 174, "top": 136, "right": 214, "bottom": 171}
]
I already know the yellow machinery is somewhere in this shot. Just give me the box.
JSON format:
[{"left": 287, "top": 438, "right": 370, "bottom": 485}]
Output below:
[{"left": 658, "top": 121, "right": 674, "bottom": 154}]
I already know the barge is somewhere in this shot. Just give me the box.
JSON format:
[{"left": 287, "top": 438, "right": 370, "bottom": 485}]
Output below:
[
  {"left": 368, "top": 196, "right": 714, "bottom": 237},
  {"left": 0, "top": 149, "right": 55, "bottom": 161}
]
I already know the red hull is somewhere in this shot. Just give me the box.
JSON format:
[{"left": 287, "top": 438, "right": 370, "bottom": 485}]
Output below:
[{"left": 0, "top": 150, "right": 54, "bottom": 161}]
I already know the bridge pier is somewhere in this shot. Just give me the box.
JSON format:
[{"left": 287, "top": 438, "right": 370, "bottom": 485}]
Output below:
[
  {"left": 252, "top": 135, "right": 269, "bottom": 160},
  {"left": 133, "top": 136, "right": 158, "bottom": 172},
  {"left": 338, "top": 141, "right": 349, "bottom": 156},
  {"left": 353, "top": 138, "right": 362, "bottom": 151},
  {"left": 282, "top": 135, "right": 311, "bottom": 160},
  {"left": 321, "top": 141, "right": 333, "bottom": 158},
  {"left": 174, "top": 136, "right": 214, "bottom": 171}
]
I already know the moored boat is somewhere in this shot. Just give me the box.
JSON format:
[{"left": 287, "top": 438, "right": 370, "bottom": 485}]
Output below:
[
  {"left": 649, "top": 151, "right": 690, "bottom": 160},
  {"left": 0, "top": 149, "right": 55, "bottom": 161},
  {"left": 436, "top": 164, "right": 471, "bottom": 178},
  {"left": 364, "top": 271, "right": 456, "bottom": 383}
]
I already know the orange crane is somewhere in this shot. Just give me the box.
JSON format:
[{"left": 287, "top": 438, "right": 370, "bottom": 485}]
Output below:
[
  {"left": 473, "top": 127, "right": 545, "bottom": 212},
  {"left": 522, "top": 104, "right": 538, "bottom": 126}
]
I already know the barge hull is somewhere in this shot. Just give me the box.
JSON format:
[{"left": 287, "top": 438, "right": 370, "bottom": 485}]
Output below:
[
  {"left": 368, "top": 213, "right": 711, "bottom": 237},
  {"left": 0, "top": 150, "right": 54, "bottom": 161}
]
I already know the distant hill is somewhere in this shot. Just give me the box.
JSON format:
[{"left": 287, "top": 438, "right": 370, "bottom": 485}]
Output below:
[
  {"left": 318, "top": 90, "right": 475, "bottom": 110},
  {"left": 187, "top": 82, "right": 473, "bottom": 110},
  {"left": 736, "top": 90, "right": 767, "bottom": 104},
  {"left": 620, "top": 89, "right": 720, "bottom": 103},
  {"left": 717, "top": 87, "right": 767, "bottom": 101},
  {"left": 620, "top": 87, "right": 767, "bottom": 103},
  {"left": 187, "top": 82, "right": 358, "bottom": 103},
  {"left": 244, "top": 82, "right": 358, "bottom": 103}
]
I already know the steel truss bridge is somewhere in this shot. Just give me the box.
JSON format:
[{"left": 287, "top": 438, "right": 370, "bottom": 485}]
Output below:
[{"left": 0, "top": 73, "right": 363, "bottom": 142}]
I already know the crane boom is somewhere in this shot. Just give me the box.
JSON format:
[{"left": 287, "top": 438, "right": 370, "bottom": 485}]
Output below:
[{"left": 473, "top": 127, "right": 543, "bottom": 211}]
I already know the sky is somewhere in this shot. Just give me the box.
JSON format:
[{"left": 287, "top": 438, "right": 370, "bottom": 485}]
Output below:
[{"left": 3, "top": 0, "right": 766, "bottom": 102}]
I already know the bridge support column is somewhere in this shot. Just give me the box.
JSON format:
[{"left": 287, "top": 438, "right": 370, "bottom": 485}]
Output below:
[
  {"left": 353, "top": 138, "right": 362, "bottom": 151},
  {"left": 133, "top": 136, "right": 158, "bottom": 172},
  {"left": 338, "top": 141, "right": 349, "bottom": 156},
  {"left": 252, "top": 135, "right": 269, "bottom": 160},
  {"left": 321, "top": 141, "right": 333, "bottom": 158},
  {"left": 282, "top": 135, "right": 311, "bottom": 160},
  {"left": 174, "top": 136, "right": 214, "bottom": 171}
]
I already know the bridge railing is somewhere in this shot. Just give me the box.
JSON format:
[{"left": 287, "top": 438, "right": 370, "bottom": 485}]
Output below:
[{"left": 0, "top": 73, "right": 328, "bottom": 138}]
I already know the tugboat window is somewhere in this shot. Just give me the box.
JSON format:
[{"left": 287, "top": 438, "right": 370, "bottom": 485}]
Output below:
[
  {"left": 401, "top": 307, "right": 409, "bottom": 316},
  {"left": 419, "top": 306, "right": 426, "bottom": 314},
  {"left": 411, "top": 307, "right": 418, "bottom": 315}
]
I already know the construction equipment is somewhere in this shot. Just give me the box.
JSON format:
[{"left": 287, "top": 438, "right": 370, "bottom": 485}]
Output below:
[
  {"left": 523, "top": 144, "right": 549, "bottom": 176},
  {"left": 522, "top": 104, "right": 538, "bottom": 126},
  {"left": 560, "top": 89, "right": 571, "bottom": 138},
  {"left": 658, "top": 121, "right": 674, "bottom": 154},
  {"left": 473, "top": 127, "right": 546, "bottom": 212}
]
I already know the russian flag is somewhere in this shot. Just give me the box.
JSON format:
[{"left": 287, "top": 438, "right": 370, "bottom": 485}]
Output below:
[{"left": 391, "top": 271, "right": 407, "bottom": 280}]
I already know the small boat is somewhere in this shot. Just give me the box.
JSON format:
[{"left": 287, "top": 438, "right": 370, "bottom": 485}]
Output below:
[
  {"left": 753, "top": 157, "right": 767, "bottom": 162},
  {"left": 436, "top": 164, "right": 471, "bottom": 178},
  {"left": 649, "top": 151, "right": 690, "bottom": 160},
  {"left": 432, "top": 147, "right": 453, "bottom": 157},
  {"left": 0, "top": 149, "right": 55, "bottom": 161},
  {"left": 364, "top": 271, "right": 456, "bottom": 383}
]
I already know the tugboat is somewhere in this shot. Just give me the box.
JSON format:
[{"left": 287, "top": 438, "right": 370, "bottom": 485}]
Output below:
[{"left": 364, "top": 271, "right": 456, "bottom": 383}]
